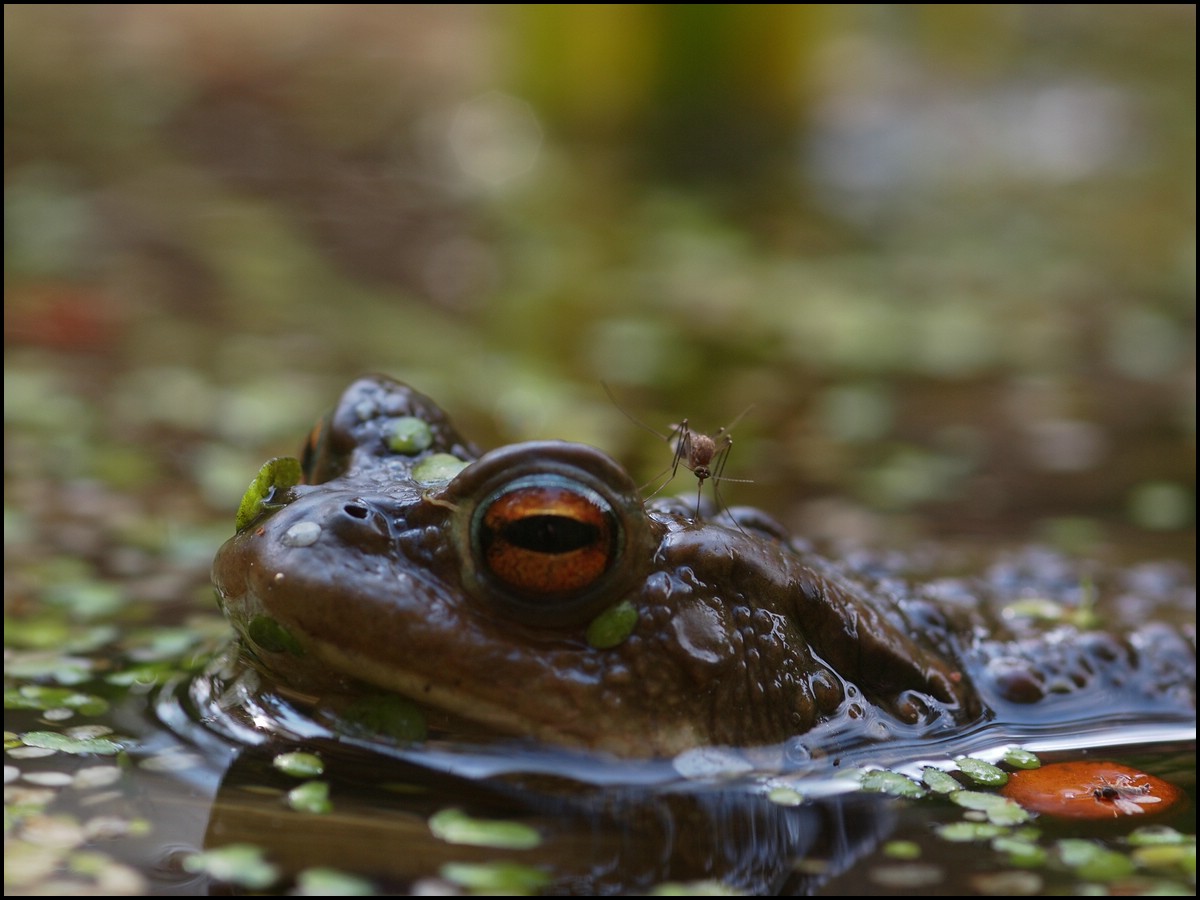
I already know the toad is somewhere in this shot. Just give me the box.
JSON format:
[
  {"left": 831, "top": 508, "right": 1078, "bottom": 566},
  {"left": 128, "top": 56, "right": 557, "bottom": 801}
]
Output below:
[{"left": 212, "top": 376, "right": 1196, "bottom": 758}]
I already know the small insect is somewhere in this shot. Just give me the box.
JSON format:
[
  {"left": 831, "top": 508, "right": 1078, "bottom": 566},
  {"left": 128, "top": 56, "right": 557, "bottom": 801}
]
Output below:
[
  {"left": 603, "top": 383, "right": 753, "bottom": 526},
  {"left": 1083, "top": 773, "right": 1160, "bottom": 817}
]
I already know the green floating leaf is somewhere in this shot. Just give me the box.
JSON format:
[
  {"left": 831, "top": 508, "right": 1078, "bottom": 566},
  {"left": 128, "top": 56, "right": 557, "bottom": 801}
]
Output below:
[
  {"left": 1003, "top": 747, "right": 1041, "bottom": 770},
  {"left": 274, "top": 752, "right": 324, "bottom": 778},
  {"left": 123, "top": 626, "right": 206, "bottom": 660},
  {"left": 5, "top": 686, "right": 108, "bottom": 716},
  {"left": 182, "top": 843, "right": 279, "bottom": 889},
  {"left": 428, "top": 808, "right": 542, "bottom": 849},
  {"left": 992, "top": 835, "right": 1048, "bottom": 868},
  {"left": 440, "top": 861, "right": 550, "bottom": 894},
  {"left": 2, "top": 618, "right": 117, "bottom": 653},
  {"left": 412, "top": 453, "right": 469, "bottom": 485},
  {"left": 766, "top": 786, "right": 804, "bottom": 807},
  {"left": 935, "top": 821, "right": 1008, "bottom": 842},
  {"left": 42, "top": 580, "right": 126, "bottom": 620},
  {"left": 1131, "top": 844, "right": 1196, "bottom": 875},
  {"left": 586, "top": 600, "right": 639, "bottom": 649},
  {"left": 4, "top": 654, "right": 95, "bottom": 686},
  {"left": 235, "top": 457, "right": 302, "bottom": 532},
  {"left": 921, "top": 766, "right": 962, "bottom": 794},
  {"left": 883, "top": 840, "right": 921, "bottom": 860},
  {"left": 949, "top": 791, "right": 1030, "bottom": 826},
  {"left": 20, "top": 730, "right": 123, "bottom": 756},
  {"left": 294, "top": 867, "right": 376, "bottom": 896},
  {"left": 649, "top": 880, "right": 746, "bottom": 895},
  {"left": 1056, "top": 839, "right": 1135, "bottom": 882},
  {"left": 385, "top": 417, "right": 433, "bottom": 454},
  {"left": 860, "top": 770, "right": 926, "bottom": 798},
  {"left": 1127, "top": 826, "right": 1190, "bottom": 847},
  {"left": 287, "top": 780, "right": 332, "bottom": 814},
  {"left": 957, "top": 757, "right": 1008, "bottom": 787},
  {"left": 105, "top": 661, "right": 179, "bottom": 687}
]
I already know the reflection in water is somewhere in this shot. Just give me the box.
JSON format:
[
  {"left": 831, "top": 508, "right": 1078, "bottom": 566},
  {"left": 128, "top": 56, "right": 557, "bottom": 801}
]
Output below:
[
  {"left": 164, "top": 658, "right": 897, "bottom": 894},
  {"left": 201, "top": 739, "right": 895, "bottom": 895},
  {"left": 125, "top": 643, "right": 1192, "bottom": 895}
]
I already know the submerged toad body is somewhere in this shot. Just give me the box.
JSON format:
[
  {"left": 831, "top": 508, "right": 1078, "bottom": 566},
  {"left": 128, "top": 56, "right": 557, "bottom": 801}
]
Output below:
[{"left": 212, "top": 376, "right": 1195, "bottom": 758}]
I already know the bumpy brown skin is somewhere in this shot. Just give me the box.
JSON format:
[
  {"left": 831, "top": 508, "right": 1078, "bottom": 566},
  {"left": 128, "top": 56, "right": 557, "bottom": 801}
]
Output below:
[{"left": 212, "top": 376, "right": 1196, "bottom": 758}]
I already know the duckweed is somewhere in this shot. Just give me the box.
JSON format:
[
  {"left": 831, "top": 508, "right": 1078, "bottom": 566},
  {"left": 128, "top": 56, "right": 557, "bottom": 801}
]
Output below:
[
  {"left": 969, "top": 870, "right": 1043, "bottom": 895},
  {"left": 649, "top": 880, "right": 746, "bottom": 895},
  {"left": 1130, "top": 843, "right": 1195, "bottom": 876},
  {"left": 921, "top": 766, "right": 962, "bottom": 794},
  {"left": 884, "top": 840, "right": 922, "bottom": 860},
  {"left": 957, "top": 757, "right": 1009, "bottom": 787},
  {"left": 860, "top": 770, "right": 927, "bottom": 798},
  {"left": 936, "top": 821, "right": 1009, "bottom": 842},
  {"left": 428, "top": 807, "right": 542, "bottom": 849},
  {"left": 1003, "top": 748, "right": 1042, "bottom": 769},
  {"left": 991, "top": 835, "right": 1048, "bottom": 868},
  {"left": 766, "top": 786, "right": 804, "bottom": 806},
  {"left": 287, "top": 780, "right": 332, "bottom": 814},
  {"left": 19, "top": 731, "right": 123, "bottom": 756},
  {"left": 182, "top": 843, "right": 279, "bottom": 889},
  {"left": 1056, "top": 838, "right": 1136, "bottom": 882},
  {"left": 412, "top": 453, "right": 469, "bottom": 484},
  {"left": 4, "top": 655, "right": 95, "bottom": 686},
  {"left": 5, "top": 685, "right": 108, "bottom": 716},
  {"left": 42, "top": 580, "right": 126, "bottom": 620},
  {"left": 105, "top": 661, "right": 185, "bottom": 687},
  {"left": 1127, "top": 826, "right": 1191, "bottom": 846},
  {"left": 235, "top": 457, "right": 302, "bottom": 532},
  {"left": 123, "top": 626, "right": 209, "bottom": 660},
  {"left": 2, "top": 619, "right": 117, "bottom": 653},
  {"left": 439, "top": 861, "right": 550, "bottom": 894},
  {"left": 868, "top": 862, "right": 944, "bottom": 888},
  {"left": 949, "top": 790, "right": 1030, "bottom": 826},
  {"left": 273, "top": 752, "right": 324, "bottom": 778},
  {"left": 385, "top": 417, "right": 433, "bottom": 453},
  {"left": 294, "top": 867, "right": 377, "bottom": 896},
  {"left": 586, "top": 600, "right": 638, "bottom": 649},
  {"left": 136, "top": 751, "right": 203, "bottom": 773}
]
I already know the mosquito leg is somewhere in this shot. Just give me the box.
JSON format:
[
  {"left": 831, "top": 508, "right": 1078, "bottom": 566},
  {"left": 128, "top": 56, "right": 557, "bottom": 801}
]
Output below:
[
  {"left": 642, "top": 422, "right": 688, "bottom": 500},
  {"left": 713, "top": 437, "right": 732, "bottom": 484},
  {"left": 712, "top": 440, "right": 750, "bottom": 536},
  {"left": 641, "top": 462, "right": 676, "bottom": 499}
]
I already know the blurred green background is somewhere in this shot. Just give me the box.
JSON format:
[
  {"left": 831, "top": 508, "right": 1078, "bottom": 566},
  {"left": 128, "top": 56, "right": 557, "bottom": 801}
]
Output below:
[{"left": 4, "top": 5, "right": 1195, "bottom": 572}]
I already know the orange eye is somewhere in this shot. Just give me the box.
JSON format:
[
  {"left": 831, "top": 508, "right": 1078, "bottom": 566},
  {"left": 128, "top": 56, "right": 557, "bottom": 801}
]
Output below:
[
  {"left": 444, "top": 441, "right": 655, "bottom": 627},
  {"left": 475, "top": 478, "right": 618, "bottom": 600}
]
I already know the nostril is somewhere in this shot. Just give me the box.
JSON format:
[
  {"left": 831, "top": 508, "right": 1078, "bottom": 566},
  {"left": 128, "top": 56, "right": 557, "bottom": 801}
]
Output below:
[{"left": 331, "top": 499, "right": 392, "bottom": 548}]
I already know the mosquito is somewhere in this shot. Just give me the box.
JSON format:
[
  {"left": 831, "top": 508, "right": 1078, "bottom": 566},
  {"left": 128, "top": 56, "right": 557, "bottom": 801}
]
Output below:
[{"left": 603, "top": 383, "right": 754, "bottom": 527}]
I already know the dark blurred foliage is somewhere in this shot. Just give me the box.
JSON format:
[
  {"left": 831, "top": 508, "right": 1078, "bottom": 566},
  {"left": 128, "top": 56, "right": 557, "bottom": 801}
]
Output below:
[{"left": 4, "top": 4, "right": 1195, "bottom": 561}]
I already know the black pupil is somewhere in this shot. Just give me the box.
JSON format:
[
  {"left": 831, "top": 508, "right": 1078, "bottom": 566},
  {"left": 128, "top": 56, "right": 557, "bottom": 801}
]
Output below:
[{"left": 501, "top": 515, "right": 599, "bottom": 554}]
